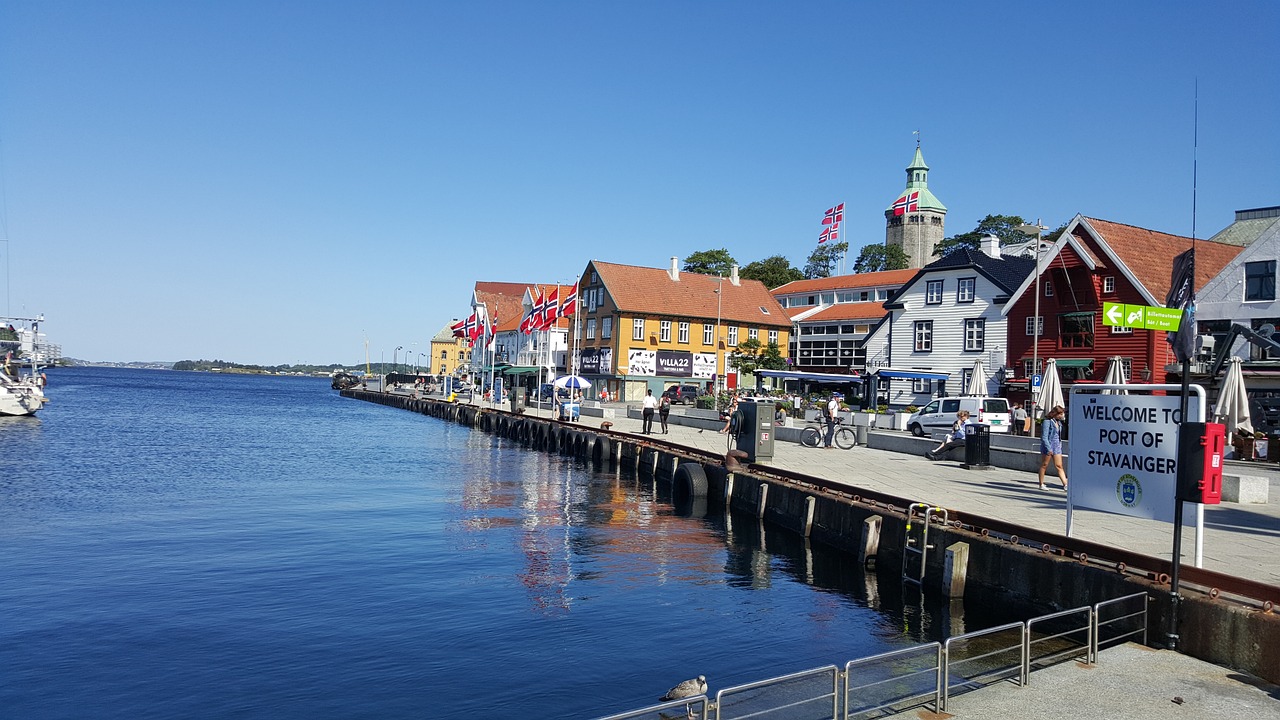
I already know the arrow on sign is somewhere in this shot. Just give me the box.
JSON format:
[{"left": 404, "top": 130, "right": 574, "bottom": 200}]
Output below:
[{"left": 1106, "top": 304, "right": 1124, "bottom": 325}]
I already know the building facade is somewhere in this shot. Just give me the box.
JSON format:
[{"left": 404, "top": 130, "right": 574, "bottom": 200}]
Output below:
[
  {"left": 429, "top": 323, "right": 470, "bottom": 378},
  {"left": 574, "top": 258, "right": 791, "bottom": 401},
  {"left": 885, "top": 145, "right": 947, "bottom": 269}
]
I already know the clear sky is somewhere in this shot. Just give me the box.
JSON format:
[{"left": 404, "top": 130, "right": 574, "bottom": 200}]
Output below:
[{"left": 1, "top": 1, "right": 1276, "bottom": 366}]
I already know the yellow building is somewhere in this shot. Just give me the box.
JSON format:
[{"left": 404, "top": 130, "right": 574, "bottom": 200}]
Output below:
[
  {"left": 574, "top": 258, "right": 791, "bottom": 401},
  {"left": 429, "top": 322, "right": 471, "bottom": 378}
]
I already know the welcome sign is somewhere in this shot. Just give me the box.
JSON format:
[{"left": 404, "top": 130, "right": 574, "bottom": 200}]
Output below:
[{"left": 1068, "top": 393, "right": 1201, "bottom": 523}]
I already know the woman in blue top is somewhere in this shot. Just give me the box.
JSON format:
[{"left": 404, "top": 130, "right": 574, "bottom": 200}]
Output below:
[{"left": 1038, "top": 405, "right": 1069, "bottom": 491}]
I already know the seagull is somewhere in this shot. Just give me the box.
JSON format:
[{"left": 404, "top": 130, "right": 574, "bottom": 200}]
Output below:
[{"left": 660, "top": 675, "right": 707, "bottom": 701}]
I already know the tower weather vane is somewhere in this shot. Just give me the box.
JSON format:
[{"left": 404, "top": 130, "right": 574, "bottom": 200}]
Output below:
[{"left": 913, "top": 129, "right": 920, "bottom": 147}]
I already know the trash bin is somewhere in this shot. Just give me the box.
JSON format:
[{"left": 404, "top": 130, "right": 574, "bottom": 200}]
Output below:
[
  {"left": 964, "top": 423, "right": 991, "bottom": 469},
  {"left": 855, "top": 424, "right": 868, "bottom": 446}
]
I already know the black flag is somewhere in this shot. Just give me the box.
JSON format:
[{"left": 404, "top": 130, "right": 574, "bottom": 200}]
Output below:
[{"left": 1165, "top": 248, "right": 1196, "bottom": 363}]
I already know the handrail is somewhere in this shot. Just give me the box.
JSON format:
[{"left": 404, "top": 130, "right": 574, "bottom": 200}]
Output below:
[
  {"left": 714, "top": 665, "right": 838, "bottom": 720},
  {"left": 1024, "top": 606, "right": 1093, "bottom": 685},
  {"left": 942, "top": 621, "right": 1027, "bottom": 711},
  {"left": 842, "top": 642, "right": 942, "bottom": 719},
  {"left": 1091, "top": 592, "right": 1149, "bottom": 663}
]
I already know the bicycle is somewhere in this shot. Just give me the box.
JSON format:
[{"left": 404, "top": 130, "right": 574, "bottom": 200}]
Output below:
[{"left": 800, "top": 416, "right": 856, "bottom": 450}]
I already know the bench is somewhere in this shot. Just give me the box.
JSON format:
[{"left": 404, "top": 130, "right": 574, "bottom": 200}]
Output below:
[{"left": 1221, "top": 473, "right": 1269, "bottom": 504}]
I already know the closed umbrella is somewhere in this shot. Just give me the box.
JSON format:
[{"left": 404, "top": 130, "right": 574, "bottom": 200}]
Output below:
[
  {"left": 964, "top": 359, "right": 987, "bottom": 396},
  {"left": 553, "top": 374, "right": 592, "bottom": 390},
  {"left": 1101, "top": 356, "right": 1129, "bottom": 395},
  {"left": 1036, "top": 358, "right": 1065, "bottom": 418},
  {"left": 1213, "top": 356, "right": 1253, "bottom": 438}
]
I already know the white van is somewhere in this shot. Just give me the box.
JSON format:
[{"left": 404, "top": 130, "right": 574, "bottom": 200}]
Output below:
[{"left": 907, "top": 397, "right": 1011, "bottom": 436}]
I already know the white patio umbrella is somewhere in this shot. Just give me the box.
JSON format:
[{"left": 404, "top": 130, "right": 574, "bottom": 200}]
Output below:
[
  {"left": 1036, "top": 358, "right": 1065, "bottom": 418},
  {"left": 1213, "top": 356, "right": 1253, "bottom": 437},
  {"left": 1101, "top": 356, "right": 1129, "bottom": 395},
  {"left": 964, "top": 359, "right": 987, "bottom": 396},
  {"left": 553, "top": 374, "right": 593, "bottom": 390}
]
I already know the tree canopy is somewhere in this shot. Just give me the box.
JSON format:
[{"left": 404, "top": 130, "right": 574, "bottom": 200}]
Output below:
[
  {"left": 803, "top": 241, "right": 849, "bottom": 279},
  {"left": 682, "top": 248, "right": 737, "bottom": 277},
  {"left": 740, "top": 255, "right": 804, "bottom": 288},
  {"left": 853, "top": 243, "right": 909, "bottom": 274},
  {"left": 728, "top": 338, "right": 787, "bottom": 375},
  {"left": 932, "top": 214, "right": 1031, "bottom": 257}
]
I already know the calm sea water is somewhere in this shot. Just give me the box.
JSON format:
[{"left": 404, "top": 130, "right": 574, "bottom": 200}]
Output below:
[{"left": 1, "top": 367, "right": 1025, "bottom": 719}]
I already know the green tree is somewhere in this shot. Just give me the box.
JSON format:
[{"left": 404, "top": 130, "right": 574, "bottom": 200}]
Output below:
[
  {"left": 759, "top": 341, "right": 787, "bottom": 370},
  {"left": 728, "top": 337, "right": 764, "bottom": 375},
  {"left": 853, "top": 243, "right": 909, "bottom": 273},
  {"left": 932, "top": 214, "right": 1033, "bottom": 257},
  {"left": 682, "top": 248, "right": 737, "bottom": 276},
  {"left": 740, "top": 255, "right": 804, "bottom": 288},
  {"left": 803, "top": 241, "right": 849, "bottom": 279}
]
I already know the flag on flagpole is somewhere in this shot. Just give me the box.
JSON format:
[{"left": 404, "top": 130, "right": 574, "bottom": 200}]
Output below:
[
  {"left": 560, "top": 283, "right": 578, "bottom": 317},
  {"left": 451, "top": 318, "right": 467, "bottom": 338},
  {"left": 539, "top": 287, "right": 560, "bottom": 330},
  {"left": 529, "top": 289, "right": 548, "bottom": 331},
  {"left": 822, "top": 203, "right": 844, "bottom": 225},
  {"left": 892, "top": 191, "right": 919, "bottom": 216},
  {"left": 819, "top": 224, "right": 840, "bottom": 244},
  {"left": 1165, "top": 247, "right": 1196, "bottom": 363}
]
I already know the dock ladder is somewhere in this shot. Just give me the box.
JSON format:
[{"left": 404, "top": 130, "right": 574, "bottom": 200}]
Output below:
[{"left": 903, "top": 503, "right": 948, "bottom": 586}]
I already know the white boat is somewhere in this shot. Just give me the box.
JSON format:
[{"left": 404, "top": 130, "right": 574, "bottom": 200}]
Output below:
[{"left": 0, "top": 316, "right": 50, "bottom": 416}]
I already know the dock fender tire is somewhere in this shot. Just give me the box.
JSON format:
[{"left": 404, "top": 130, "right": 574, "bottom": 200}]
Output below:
[
  {"left": 592, "top": 436, "right": 611, "bottom": 464},
  {"left": 673, "top": 462, "right": 709, "bottom": 503}
]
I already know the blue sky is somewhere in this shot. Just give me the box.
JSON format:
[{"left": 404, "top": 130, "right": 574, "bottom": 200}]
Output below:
[{"left": 1, "top": 1, "right": 1276, "bottom": 365}]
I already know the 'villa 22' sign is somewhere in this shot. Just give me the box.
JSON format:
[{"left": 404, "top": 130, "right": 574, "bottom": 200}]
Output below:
[{"left": 1102, "top": 302, "right": 1182, "bottom": 331}]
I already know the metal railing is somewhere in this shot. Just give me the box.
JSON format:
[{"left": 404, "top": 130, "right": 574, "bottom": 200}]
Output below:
[{"left": 594, "top": 593, "right": 1149, "bottom": 720}]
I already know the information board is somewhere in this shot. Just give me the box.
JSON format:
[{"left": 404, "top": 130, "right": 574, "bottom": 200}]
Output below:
[
  {"left": 1102, "top": 302, "right": 1183, "bottom": 331},
  {"left": 1068, "top": 393, "right": 1201, "bottom": 523}
]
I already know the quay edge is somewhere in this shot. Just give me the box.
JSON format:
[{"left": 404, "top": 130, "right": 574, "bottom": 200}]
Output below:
[{"left": 341, "top": 388, "right": 1280, "bottom": 686}]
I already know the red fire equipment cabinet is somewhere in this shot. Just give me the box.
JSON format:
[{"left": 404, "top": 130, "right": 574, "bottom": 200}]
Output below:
[{"left": 1176, "top": 422, "right": 1225, "bottom": 505}]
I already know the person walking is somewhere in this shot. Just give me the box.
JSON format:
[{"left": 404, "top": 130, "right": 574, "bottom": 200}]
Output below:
[
  {"left": 641, "top": 389, "right": 657, "bottom": 435},
  {"left": 1013, "top": 404, "right": 1028, "bottom": 436},
  {"left": 1038, "top": 405, "right": 1069, "bottom": 491},
  {"left": 823, "top": 393, "right": 842, "bottom": 449},
  {"left": 658, "top": 393, "right": 671, "bottom": 434}
]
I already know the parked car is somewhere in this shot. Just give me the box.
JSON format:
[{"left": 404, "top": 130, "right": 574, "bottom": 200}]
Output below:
[
  {"left": 906, "top": 396, "right": 1011, "bottom": 436},
  {"left": 662, "top": 385, "right": 702, "bottom": 404}
]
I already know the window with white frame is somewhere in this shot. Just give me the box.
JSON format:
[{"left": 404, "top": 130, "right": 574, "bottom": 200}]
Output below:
[
  {"left": 678, "top": 322, "right": 689, "bottom": 344},
  {"left": 1120, "top": 357, "right": 1133, "bottom": 380},
  {"left": 926, "top": 280, "right": 943, "bottom": 305},
  {"left": 914, "top": 321, "right": 933, "bottom": 351},
  {"left": 632, "top": 318, "right": 645, "bottom": 340},
  {"left": 1044, "top": 282, "right": 1054, "bottom": 297},
  {"left": 1023, "top": 358, "right": 1039, "bottom": 379},
  {"left": 586, "top": 318, "right": 596, "bottom": 339},
  {"left": 748, "top": 328, "right": 758, "bottom": 341},
  {"left": 1103, "top": 276, "right": 1115, "bottom": 293},
  {"left": 659, "top": 320, "right": 671, "bottom": 342},
  {"left": 1025, "top": 316, "right": 1044, "bottom": 335},
  {"left": 768, "top": 330, "right": 778, "bottom": 345},
  {"left": 727, "top": 326, "right": 738, "bottom": 346},
  {"left": 964, "top": 318, "right": 985, "bottom": 351},
  {"left": 703, "top": 323, "right": 714, "bottom": 345},
  {"left": 588, "top": 290, "right": 598, "bottom": 312},
  {"left": 877, "top": 289, "right": 889, "bottom": 301},
  {"left": 602, "top": 317, "right": 612, "bottom": 338},
  {"left": 1110, "top": 324, "right": 1132, "bottom": 335},
  {"left": 957, "top": 278, "right": 976, "bottom": 303},
  {"left": 913, "top": 378, "right": 931, "bottom": 394},
  {"left": 855, "top": 324, "right": 869, "bottom": 334}
]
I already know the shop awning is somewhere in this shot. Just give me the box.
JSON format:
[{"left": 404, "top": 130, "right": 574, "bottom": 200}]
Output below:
[
  {"left": 755, "top": 369, "right": 859, "bottom": 383},
  {"left": 497, "top": 365, "right": 543, "bottom": 375},
  {"left": 872, "top": 368, "right": 951, "bottom": 381},
  {"left": 1053, "top": 358, "right": 1094, "bottom": 368},
  {"left": 1059, "top": 311, "right": 1096, "bottom": 318}
]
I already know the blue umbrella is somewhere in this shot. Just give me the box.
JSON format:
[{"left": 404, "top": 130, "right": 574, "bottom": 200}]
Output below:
[{"left": 553, "top": 374, "right": 592, "bottom": 390}]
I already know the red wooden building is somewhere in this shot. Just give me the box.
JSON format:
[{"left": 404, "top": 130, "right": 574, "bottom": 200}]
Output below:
[{"left": 1003, "top": 215, "right": 1243, "bottom": 408}]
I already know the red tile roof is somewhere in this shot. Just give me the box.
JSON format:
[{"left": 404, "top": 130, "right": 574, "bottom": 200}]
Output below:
[
  {"left": 1083, "top": 218, "right": 1244, "bottom": 301},
  {"left": 474, "top": 281, "right": 571, "bottom": 333},
  {"left": 772, "top": 268, "right": 917, "bottom": 295},
  {"left": 802, "top": 303, "right": 889, "bottom": 322},
  {"left": 591, "top": 260, "right": 790, "bottom": 328}
]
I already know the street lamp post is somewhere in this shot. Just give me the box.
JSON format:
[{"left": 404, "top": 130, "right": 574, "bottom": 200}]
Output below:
[
  {"left": 714, "top": 275, "right": 724, "bottom": 397},
  {"left": 1018, "top": 220, "right": 1048, "bottom": 419},
  {"left": 394, "top": 346, "right": 403, "bottom": 376}
]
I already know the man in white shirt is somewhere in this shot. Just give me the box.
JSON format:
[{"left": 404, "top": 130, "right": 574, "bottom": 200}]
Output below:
[
  {"left": 641, "top": 389, "right": 658, "bottom": 434},
  {"left": 823, "top": 393, "right": 842, "bottom": 449}
]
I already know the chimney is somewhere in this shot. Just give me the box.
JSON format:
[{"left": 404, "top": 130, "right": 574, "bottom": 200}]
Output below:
[
  {"left": 981, "top": 233, "right": 1001, "bottom": 259},
  {"left": 729, "top": 263, "right": 740, "bottom": 286},
  {"left": 669, "top": 256, "right": 680, "bottom": 281}
]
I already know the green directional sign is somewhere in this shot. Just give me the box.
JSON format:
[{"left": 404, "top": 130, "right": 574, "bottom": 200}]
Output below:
[{"left": 1103, "top": 301, "right": 1182, "bottom": 331}]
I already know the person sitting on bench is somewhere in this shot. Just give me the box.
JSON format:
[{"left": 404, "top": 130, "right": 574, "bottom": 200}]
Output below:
[{"left": 926, "top": 410, "right": 971, "bottom": 460}]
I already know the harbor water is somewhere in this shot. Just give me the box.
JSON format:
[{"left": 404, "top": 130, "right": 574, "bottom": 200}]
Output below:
[{"left": 1, "top": 367, "right": 1036, "bottom": 719}]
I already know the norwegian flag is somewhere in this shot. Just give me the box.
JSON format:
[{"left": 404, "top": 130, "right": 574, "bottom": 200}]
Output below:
[
  {"left": 892, "top": 191, "right": 920, "bottom": 217},
  {"left": 461, "top": 312, "right": 481, "bottom": 342},
  {"left": 451, "top": 318, "right": 467, "bottom": 338},
  {"left": 819, "top": 224, "right": 840, "bottom": 244},
  {"left": 539, "top": 287, "right": 560, "bottom": 330},
  {"left": 560, "top": 283, "right": 578, "bottom": 317},
  {"left": 822, "top": 203, "right": 844, "bottom": 225},
  {"left": 519, "top": 311, "right": 534, "bottom": 335},
  {"left": 528, "top": 289, "right": 549, "bottom": 331}
]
